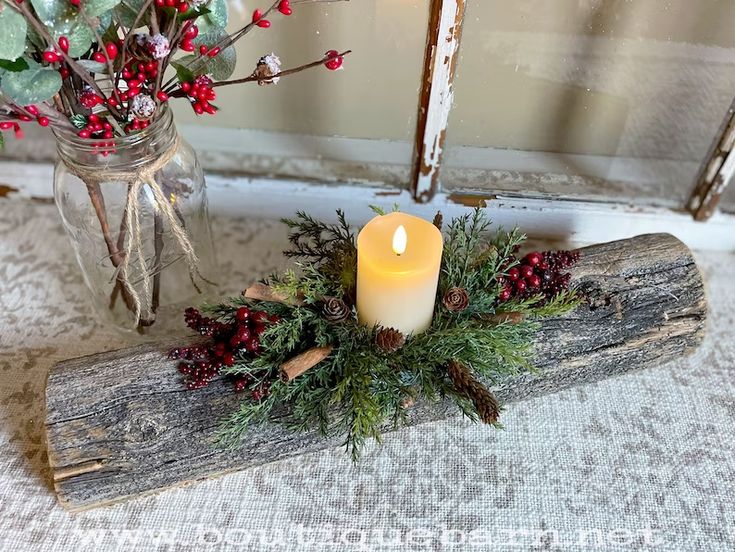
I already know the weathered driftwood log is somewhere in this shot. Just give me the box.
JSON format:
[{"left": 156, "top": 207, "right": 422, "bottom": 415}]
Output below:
[{"left": 45, "top": 233, "right": 707, "bottom": 512}]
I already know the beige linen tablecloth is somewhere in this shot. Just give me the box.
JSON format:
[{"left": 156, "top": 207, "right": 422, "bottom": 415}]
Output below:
[{"left": 0, "top": 199, "right": 733, "bottom": 551}]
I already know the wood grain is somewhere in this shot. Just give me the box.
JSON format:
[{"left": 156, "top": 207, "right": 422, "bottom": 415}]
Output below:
[{"left": 45, "top": 233, "right": 707, "bottom": 511}]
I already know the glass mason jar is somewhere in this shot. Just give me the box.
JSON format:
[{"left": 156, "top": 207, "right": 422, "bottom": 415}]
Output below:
[{"left": 53, "top": 107, "right": 217, "bottom": 334}]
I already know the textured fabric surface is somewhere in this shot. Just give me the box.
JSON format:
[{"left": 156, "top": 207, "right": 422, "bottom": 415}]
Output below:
[{"left": 0, "top": 199, "right": 733, "bottom": 551}]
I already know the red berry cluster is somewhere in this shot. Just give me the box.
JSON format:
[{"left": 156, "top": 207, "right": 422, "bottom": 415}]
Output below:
[
  {"left": 324, "top": 50, "right": 344, "bottom": 71},
  {"left": 251, "top": 8, "right": 272, "bottom": 28},
  {"left": 498, "top": 249, "right": 580, "bottom": 302},
  {"left": 0, "top": 121, "right": 24, "bottom": 139},
  {"left": 76, "top": 113, "right": 117, "bottom": 155},
  {"left": 116, "top": 58, "right": 159, "bottom": 107},
  {"left": 179, "top": 22, "right": 199, "bottom": 52},
  {"left": 0, "top": 104, "right": 54, "bottom": 139},
  {"left": 154, "top": 0, "right": 190, "bottom": 13},
  {"left": 180, "top": 75, "right": 217, "bottom": 115},
  {"left": 169, "top": 306, "right": 278, "bottom": 400},
  {"left": 277, "top": 0, "right": 293, "bottom": 16}
]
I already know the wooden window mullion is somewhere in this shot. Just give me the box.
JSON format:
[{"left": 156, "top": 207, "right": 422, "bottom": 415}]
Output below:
[
  {"left": 687, "top": 97, "right": 735, "bottom": 220},
  {"left": 410, "top": 0, "right": 466, "bottom": 203}
]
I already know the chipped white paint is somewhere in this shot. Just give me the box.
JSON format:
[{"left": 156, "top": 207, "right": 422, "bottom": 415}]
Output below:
[
  {"left": 413, "top": 0, "right": 465, "bottom": 202},
  {"left": 688, "top": 101, "right": 735, "bottom": 219}
]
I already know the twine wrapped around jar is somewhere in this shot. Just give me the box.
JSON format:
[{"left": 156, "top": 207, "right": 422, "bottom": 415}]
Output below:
[{"left": 66, "top": 136, "right": 205, "bottom": 325}]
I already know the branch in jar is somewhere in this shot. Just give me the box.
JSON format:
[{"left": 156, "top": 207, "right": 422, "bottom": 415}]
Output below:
[{"left": 165, "top": 50, "right": 351, "bottom": 111}]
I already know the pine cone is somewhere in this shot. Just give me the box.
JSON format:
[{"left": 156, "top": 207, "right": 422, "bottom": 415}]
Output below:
[
  {"left": 447, "top": 360, "right": 500, "bottom": 424},
  {"left": 322, "top": 296, "right": 351, "bottom": 322},
  {"left": 432, "top": 211, "right": 443, "bottom": 231},
  {"left": 375, "top": 327, "right": 406, "bottom": 353},
  {"left": 443, "top": 287, "right": 470, "bottom": 312}
]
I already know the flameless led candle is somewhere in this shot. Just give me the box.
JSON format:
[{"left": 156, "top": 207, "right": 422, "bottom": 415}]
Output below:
[{"left": 356, "top": 212, "right": 443, "bottom": 335}]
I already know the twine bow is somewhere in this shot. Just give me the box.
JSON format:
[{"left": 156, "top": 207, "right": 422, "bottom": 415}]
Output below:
[{"left": 68, "top": 136, "right": 203, "bottom": 325}]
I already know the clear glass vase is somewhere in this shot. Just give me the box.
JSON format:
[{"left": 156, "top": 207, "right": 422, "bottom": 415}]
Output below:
[{"left": 53, "top": 107, "right": 217, "bottom": 334}]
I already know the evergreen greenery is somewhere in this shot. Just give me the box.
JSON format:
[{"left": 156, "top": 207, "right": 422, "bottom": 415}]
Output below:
[{"left": 209, "top": 208, "right": 580, "bottom": 460}]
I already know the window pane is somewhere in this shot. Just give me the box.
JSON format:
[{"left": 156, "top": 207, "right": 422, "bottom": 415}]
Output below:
[
  {"left": 173, "top": 1, "right": 428, "bottom": 187},
  {"left": 443, "top": 0, "right": 735, "bottom": 209}
]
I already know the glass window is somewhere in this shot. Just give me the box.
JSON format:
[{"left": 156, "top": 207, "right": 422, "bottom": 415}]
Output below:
[
  {"left": 173, "top": 0, "right": 429, "bottom": 186},
  {"left": 443, "top": 0, "right": 735, "bottom": 209}
]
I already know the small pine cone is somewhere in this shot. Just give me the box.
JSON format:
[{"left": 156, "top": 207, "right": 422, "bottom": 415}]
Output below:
[
  {"left": 432, "top": 211, "right": 443, "bottom": 231},
  {"left": 443, "top": 286, "right": 470, "bottom": 312},
  {"left": 322, "top": 296, "right": 351, "bottom": 322},
  {"left": 375, "top": 327, "right": 406, "bottom": 353},
  {"left": 447, "top": 360, "right": 500, "bottom": 425}
]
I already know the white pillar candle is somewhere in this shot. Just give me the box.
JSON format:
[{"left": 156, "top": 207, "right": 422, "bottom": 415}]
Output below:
[{"left": 356, "top": 212, "right": 443, "bottom": 335}]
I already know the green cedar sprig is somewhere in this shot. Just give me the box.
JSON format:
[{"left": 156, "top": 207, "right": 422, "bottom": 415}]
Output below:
[{"left": 209, "top": 208, "right": 579, "bottom": 460}]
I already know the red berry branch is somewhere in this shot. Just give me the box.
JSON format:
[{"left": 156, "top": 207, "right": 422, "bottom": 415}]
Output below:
[
  {"left": 169, "top": 306, "right": 280, "bottom": 398},
  {"left": 498, "top": 249, "right": 580, "bottom": 303},
  {"left": 0, "top": 0, "right": 351, "bottom": 141}
]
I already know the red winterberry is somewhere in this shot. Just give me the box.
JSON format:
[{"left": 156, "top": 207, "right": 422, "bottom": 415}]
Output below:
[
  {"left": 58, "top": 36, "right": 70, "bottom": 54},
  {"left": 235, "top": 306, "right": 250, "bottom": 321},
  {"left": 105, "top": 42, "right": 119, "bottom": 59},
  {"left": 525, "top": 251, "right": 542, "bottom": 266}
]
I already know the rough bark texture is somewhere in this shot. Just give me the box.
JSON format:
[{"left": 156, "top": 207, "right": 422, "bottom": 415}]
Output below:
[{"left": 45, "top": 233, "right": 707, "bottom": 512}]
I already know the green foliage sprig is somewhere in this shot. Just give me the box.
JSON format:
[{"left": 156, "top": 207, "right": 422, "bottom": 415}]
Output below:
[{"left": 207, "top": 208, "right": 580, "bottom": 460}]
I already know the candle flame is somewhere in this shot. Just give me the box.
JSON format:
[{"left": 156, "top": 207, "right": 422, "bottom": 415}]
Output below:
[{"left": 392, "top": 225, "right": 407, "bottom": 255}]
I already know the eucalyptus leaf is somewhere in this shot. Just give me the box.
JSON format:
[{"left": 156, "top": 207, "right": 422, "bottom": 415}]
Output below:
[
  {"left": 0, "top": 58, "right": 62, "bottom": 105},
  {"left": 114, "top": 0, "right": 149, "bottom": 27},
  {"left": 0, "top": 8, "right": 27, "bottom": 61},
  {"left": 0, "top": 58, "right": 30, "bottom": 72},
  {"left": 30, "top": 0, "right": 94, "bottom": 57},
  {"left": 77, "top": 59, "right": 108, "bottom": 74},
  {"left": 85, "top": 0, "right": 121, "bottom": 18},
  {"left": 178, "top": 29, "right": 236, "bottom": 80},
  {"left": 196, "top": 0, "right": 227, "bottom": 34}
]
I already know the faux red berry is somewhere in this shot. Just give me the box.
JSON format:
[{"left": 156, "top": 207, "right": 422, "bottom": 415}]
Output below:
[
  {"left": 236, "top": 306, "right": 250, "bottom": 321},
  {"left": 37, "top": 116, "right": 50, "bottom": 127},
  {"left": 252, "top": 311, "right": 269, "bottom": 324},
  {"left": 278, "top": 0, "right": 292, "bottom": 15},
  {"left": 223, "top": 352, "right": 234, "bottom": 367},
  {"left": 527, "top": 274, "right": 541, "bottom": 288},
  {"left": 520, "top": 265, "right": 534, "bottom": 279},
  {"left": 324, "top": 50, "right": 343, "bottom": 71},
  {"left": 525, "top": 252, "right": 542, "bottom": 266},
  {"left": 58, "top": 36, "right": 70, "bottom": 54},
  {"left": 507, "top": 267, "right": 520, "bottom": 281},
  {"left": 105, "top": 42, "right": 118, "bottom": 59}
]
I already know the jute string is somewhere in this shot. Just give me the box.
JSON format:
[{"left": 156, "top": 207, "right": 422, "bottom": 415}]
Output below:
[{"left": 68, "top": 136, "right": 201, "bottom": 324}]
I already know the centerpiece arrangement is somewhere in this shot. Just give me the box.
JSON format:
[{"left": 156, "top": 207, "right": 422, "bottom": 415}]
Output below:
[
  {"left": 168, "top": 208, "right": 581, "bottom": 459},
  {"left": 0, "top": 0, "right": 349, "bottom": 331}
]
